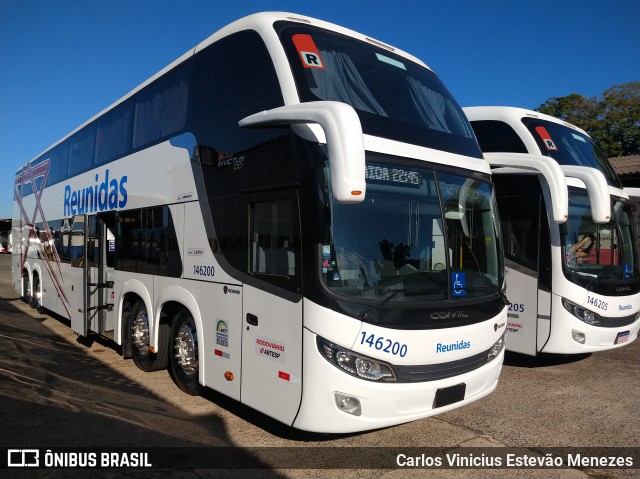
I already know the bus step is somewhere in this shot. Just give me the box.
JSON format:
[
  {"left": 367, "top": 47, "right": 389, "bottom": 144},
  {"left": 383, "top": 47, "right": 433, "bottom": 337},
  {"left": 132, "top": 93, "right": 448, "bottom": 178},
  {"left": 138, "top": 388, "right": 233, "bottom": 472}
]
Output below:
[{"left": 87, "top": 304, "right": 114, "bottom": 312}]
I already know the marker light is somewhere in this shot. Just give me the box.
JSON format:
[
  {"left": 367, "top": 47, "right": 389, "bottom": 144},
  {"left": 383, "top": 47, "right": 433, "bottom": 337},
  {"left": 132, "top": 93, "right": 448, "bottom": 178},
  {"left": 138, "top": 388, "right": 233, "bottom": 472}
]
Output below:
[
  {"left": 318, "top": 337, "right": 396, "bottom": 382},
  {"left": 351, "top": 190, "right": 363, "bottom": 196}
]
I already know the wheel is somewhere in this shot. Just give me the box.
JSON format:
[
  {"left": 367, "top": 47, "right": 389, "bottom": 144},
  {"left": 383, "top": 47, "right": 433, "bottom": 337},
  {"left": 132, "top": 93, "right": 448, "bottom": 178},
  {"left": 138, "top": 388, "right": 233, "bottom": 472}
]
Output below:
[
  {"left": 22, "top": 271, "right": 31, "bottom": 303},
  {"left": 169, "top": 310, "right": 203, "bottom": 396},
  {"left": 129, "top": 300, "right": 168, "bottom": 372},
  {"left": 30, "top": 273, "right": 41, "bottom": 309}
]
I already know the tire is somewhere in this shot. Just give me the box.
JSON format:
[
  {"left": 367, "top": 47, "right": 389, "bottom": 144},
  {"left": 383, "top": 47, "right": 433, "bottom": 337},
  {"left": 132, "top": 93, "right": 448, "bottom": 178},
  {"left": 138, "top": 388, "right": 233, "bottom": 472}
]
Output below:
[
  {"left": 30, "top": 273, "right": 41, "bottom": 309},
  {"left": 129, "top": 300, "right": 168, "bottom": 372},
  {"left": 169, "top": 310, "right": 203, "bottom": 396},
  {"left": 22, "top": 271, "right": 31, "bottom": 304}
]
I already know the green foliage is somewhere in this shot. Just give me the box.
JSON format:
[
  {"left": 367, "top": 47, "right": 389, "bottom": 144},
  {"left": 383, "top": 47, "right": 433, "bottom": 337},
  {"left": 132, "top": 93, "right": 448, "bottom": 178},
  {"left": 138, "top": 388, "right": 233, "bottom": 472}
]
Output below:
[{"left": 535, "top": 82, "right": 640, "bottom": 157}]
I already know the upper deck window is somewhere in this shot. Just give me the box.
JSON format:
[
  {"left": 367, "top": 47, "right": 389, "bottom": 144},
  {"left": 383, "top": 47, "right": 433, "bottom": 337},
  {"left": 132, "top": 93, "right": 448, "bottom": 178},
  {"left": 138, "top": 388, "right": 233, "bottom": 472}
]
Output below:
[
  {"left": 522, "top": 118, "right": 623, "bottom": 188},
  {"left": 276, "top": 22, "right": 482, "bottom": 158}
]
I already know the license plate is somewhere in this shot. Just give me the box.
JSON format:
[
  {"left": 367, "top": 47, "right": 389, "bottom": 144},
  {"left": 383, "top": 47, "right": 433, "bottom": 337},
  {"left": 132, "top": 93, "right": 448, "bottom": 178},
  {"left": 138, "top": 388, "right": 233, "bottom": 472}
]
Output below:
[
  {"left": 434, "top": 383, "right": 466, "bottom": 408},
  {"left": 615, "top": 331, "right": 630, "bottom": 344}
]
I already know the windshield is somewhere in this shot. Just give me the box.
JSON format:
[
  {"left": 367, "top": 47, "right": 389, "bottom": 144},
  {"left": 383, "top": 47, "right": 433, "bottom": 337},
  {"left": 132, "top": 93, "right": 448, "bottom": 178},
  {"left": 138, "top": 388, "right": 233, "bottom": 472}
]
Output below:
[
  {"left": 276, "top": 22, "right": 481, "bottom": 158},
  {"left": 562, "top": 189, "right": 639, "bottom": 284},
  {"left": 522, "top": 118, "right": 623, "bottom": 188},
  {"left": 321, "top": 158, "right": 503, "bottom": 311}
]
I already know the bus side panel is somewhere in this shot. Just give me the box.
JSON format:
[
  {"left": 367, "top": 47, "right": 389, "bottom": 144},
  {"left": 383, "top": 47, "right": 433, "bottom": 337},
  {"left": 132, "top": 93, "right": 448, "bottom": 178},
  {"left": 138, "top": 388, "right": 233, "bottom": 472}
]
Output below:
[
  {"left": 241, "top": 285, "right": 302, "bottom": 426},
  {"left": 536, "top": 290, "right": 552, "bottom": 352},
  {"left": 504, "top": 267, "right": 539, "bottom": 356},
  {"left": 148, "top": 275, "right": 242, "bottom": 401}
]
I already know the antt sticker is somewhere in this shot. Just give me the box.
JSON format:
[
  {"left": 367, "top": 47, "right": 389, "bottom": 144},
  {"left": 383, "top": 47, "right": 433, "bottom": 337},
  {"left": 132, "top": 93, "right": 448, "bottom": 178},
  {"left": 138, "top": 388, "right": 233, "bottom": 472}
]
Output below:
[
  {"left": 292, "top": 34, "right": 325, "bottom": 69},
  {"left": 535, "top": 126, "right": 558, "bottom": 150}
]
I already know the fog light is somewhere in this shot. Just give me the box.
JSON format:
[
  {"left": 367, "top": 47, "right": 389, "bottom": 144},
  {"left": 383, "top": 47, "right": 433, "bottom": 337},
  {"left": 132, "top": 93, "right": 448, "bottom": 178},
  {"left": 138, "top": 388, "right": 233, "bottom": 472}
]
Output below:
[
  {"left": 571, "top": 330, "right": 586, "bottom": 344},
  {"left": 334, "top": 393, "right": 361, "bottom": 416}
]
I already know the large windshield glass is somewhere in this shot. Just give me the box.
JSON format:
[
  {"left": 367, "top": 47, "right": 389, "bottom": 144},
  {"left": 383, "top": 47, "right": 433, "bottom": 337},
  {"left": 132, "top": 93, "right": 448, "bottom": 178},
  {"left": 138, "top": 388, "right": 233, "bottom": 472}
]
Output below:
[
  {"left": 522, "top": 118, "right": 623, "bottom": 188},
  {"left": 321, "top": 158, "right": 503, "bottom": 311},
  {"left": 276, "top": 22, "right": 482, "bottom": 158},
  {"left": 562, "top": 190, "right": 638, "bottom": 284}
]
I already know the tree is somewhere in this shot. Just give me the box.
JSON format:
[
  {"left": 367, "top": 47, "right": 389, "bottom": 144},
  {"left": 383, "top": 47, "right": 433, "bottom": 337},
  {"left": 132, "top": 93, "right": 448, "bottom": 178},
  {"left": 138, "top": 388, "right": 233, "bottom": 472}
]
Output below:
[{"left": 535, "top": 82, "right": 640, "bottom": 157}]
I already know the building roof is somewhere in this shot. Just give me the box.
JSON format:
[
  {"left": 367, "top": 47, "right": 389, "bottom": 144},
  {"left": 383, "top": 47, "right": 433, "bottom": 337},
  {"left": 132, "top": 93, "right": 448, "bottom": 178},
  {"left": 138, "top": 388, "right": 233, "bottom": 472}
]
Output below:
[{"left": 609, "top": 155, "right": 640, "bottom": 176}]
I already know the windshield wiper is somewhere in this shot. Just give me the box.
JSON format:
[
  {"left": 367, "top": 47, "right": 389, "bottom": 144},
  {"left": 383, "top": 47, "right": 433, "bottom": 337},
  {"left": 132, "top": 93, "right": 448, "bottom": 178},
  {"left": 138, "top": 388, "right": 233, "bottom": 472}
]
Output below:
[
  {"left": 358, "top": 289, "right": 405, "bottom": 319},
  {"left": 466, "top": 285, "right": 511, "bottom": 306},
  {"left": 357, "top": 287, "right": 444, "bottom": 320}
]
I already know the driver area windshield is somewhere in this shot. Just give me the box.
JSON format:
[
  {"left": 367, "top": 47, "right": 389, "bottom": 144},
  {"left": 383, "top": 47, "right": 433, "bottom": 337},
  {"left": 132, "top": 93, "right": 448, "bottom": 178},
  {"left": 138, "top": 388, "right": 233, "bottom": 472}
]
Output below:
[
  {"left": 322, "top": 160, "right": 503, "bottom": 312},
  {"left": 562, "top": 190, "right": 638, "bottom": 283}
]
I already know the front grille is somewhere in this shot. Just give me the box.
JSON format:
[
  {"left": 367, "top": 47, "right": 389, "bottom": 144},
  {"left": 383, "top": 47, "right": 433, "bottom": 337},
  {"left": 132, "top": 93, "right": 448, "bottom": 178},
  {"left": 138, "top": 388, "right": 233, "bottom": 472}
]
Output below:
[
  {"left": 394, "top": 348, "right": 489, "bottom": 382},
  {"left": 600, "top": 312, "right": 639, "bottom": 328}
]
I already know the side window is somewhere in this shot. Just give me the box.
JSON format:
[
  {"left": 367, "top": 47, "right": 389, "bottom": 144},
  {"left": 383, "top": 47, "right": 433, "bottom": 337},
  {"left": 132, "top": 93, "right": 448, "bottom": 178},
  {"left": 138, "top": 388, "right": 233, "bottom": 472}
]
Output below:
[
  {"left": 86, "top": 215, "right": 99, "bottom": 268},
  {"left": 49, "top": 142, "right": 69, "bottom": 186},
  {"left": 250, "top": 199, "right": 296, "bottom": 276},
  {"left": 133, "top": 64, "right": 190, "bottom": 149},
  {"left": 117, "top": 209, "right": 144, "bottom": 272},
  {"left": 116, "top": 207, "right": 181, "bottom": 277},
  {"left": 95, "top": 102, "right": 133, "bottom": 166},
  {"left": 191, "top": 30, "right": 286, "bottom": 153},
  {"left": 68, "top": 125, "right": 96, "bottom": 176},
  {"left": 470, "top": 120, "right": 528, "bottom": 154}
]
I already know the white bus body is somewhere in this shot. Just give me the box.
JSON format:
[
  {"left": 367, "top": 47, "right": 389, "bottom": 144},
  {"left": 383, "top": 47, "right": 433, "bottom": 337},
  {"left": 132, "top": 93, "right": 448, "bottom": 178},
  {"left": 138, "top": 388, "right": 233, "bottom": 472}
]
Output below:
[
  {"left": 11, "top": 12, "right": 507, "bottom": 433},
  {"left": 465, "top": 106, "right": 640, "bottom": 356}
]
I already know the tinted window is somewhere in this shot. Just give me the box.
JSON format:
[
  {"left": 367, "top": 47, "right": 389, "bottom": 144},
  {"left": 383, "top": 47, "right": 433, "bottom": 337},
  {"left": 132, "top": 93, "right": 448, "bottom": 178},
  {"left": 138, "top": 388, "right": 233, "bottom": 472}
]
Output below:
[
  {"left": 277, "top": 22, "right": 481, "bottom": 158},
  {"left": 133, "top": 64, "right": 190, "bottom": 149},
  {"left": 191, "top": 30, "right": 286, "bottom": 153},
  {"left": 469, "top": 120, "right": 528, "bottom": 153},
  {"left": 522, "top": 118, "right": 623, "bottom": 188},
  {"left": 250, "top": 200, "right": 295, "bottom": 276},
  {"left": 116, "top": 206, "right": 181, "bottom": 277},
  {"left": 68, "top": 125, "right": 96, "bottom": 176},
  {"left": 49, "top": 142, "right": 69, "bottom": 185},
  {"left": 96, "top": 102, "right": 133, "bottom": 166}
]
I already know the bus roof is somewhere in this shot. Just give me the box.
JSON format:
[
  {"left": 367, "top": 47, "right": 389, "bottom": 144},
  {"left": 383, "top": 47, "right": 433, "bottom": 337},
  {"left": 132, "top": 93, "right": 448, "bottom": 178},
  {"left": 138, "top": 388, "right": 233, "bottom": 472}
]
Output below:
[
  {"left": 18, "top": 11, "right": 431, "bottom": 173},
  {"left": 463, "top": 106, "right": 590, "bottom": 137}
]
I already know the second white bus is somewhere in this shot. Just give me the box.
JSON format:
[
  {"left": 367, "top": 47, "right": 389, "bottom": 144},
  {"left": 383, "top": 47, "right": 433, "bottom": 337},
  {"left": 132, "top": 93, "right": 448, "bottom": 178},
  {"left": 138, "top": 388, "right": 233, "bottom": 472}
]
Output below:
[{"left": 465, "top": 106, "right": 640, "bottom": 356}]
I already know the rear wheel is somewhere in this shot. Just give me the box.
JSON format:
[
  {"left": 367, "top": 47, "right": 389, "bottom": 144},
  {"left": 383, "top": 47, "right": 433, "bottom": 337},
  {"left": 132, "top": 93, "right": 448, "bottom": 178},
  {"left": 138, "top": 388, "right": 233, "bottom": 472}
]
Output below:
[
  {"left": 31, "top": 273, "right": 41, "bottom": 309},
  {"left": 169, "top": 310, "right": 203, "bottom": 395},
  {"left": 129, "top": 300, "right": 168, "bottom": 372},
  {"left": 22, "top": 271, "right": 31, "bottom": 303}
]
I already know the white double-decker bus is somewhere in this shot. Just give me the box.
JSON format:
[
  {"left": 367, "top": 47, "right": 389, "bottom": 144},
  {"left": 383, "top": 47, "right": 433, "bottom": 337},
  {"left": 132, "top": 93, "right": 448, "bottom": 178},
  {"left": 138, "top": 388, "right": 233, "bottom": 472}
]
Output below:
[
  {"left": 464, "top": 106, "right": 640, "bottom": 356},
  {"left": 11, "top": 12, "right": 508, "bottom": 433}
]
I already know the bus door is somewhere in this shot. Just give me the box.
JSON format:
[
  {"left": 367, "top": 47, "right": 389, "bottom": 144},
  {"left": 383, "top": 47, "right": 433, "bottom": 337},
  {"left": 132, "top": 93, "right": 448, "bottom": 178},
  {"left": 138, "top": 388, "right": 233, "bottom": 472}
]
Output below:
[
  {"left": 498, "top": 190, "right": 547, "bottom": 356},
  {"left": 85, "top": 214, "right": 116, "bottom": 338},
  {"left": 240, "top": 189, "right": 303, "bottom": 426},
  {"left": 68, "top": 214, "right": 88, "bottom": 336}
]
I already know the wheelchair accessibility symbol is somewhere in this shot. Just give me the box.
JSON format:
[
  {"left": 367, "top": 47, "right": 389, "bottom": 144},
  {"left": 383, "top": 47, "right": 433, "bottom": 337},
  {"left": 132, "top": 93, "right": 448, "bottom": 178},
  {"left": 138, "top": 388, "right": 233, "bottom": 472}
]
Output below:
[{"left": 452, "top": 272, "right": 466, "bottom": 297}]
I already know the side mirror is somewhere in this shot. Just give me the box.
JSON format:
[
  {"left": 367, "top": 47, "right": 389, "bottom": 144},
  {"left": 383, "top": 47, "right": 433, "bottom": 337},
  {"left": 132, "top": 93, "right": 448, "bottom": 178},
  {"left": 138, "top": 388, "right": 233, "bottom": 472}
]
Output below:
[
  {"left": 239, "top": 101, "right": 366, "bottom": 203},
  {"left": 560, "top": 166, "right": 611, "bottom": 223},
  {"left": 485, "top": 152, "right": 569, "bottom": 223}
]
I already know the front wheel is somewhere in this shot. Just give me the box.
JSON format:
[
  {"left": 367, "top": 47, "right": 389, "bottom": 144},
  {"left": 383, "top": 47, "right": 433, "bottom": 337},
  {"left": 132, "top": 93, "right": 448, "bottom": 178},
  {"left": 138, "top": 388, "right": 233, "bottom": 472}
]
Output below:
[{"left": 169, "top": 310, "right": 203, "bottom": 396}]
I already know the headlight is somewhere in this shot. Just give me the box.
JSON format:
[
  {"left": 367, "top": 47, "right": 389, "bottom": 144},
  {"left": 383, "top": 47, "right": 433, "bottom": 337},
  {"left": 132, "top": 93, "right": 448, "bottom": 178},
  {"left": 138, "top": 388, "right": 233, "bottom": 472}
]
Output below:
[
  {"left": 562, "top": 298, "right": 601, "bottom": 325},
  {"left": 317, "top": 337, "right": 397, "bottom": 382},
  {"left": 486, "top": 332, "right": 505, "bottom": 363}
]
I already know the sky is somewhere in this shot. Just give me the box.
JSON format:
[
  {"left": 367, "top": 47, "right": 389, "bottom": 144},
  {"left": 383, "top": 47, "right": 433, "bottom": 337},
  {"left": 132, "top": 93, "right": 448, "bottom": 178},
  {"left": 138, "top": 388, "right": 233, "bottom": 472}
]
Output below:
[{"left": 1, "top": 0, "right": 639, "bottom": 219}]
